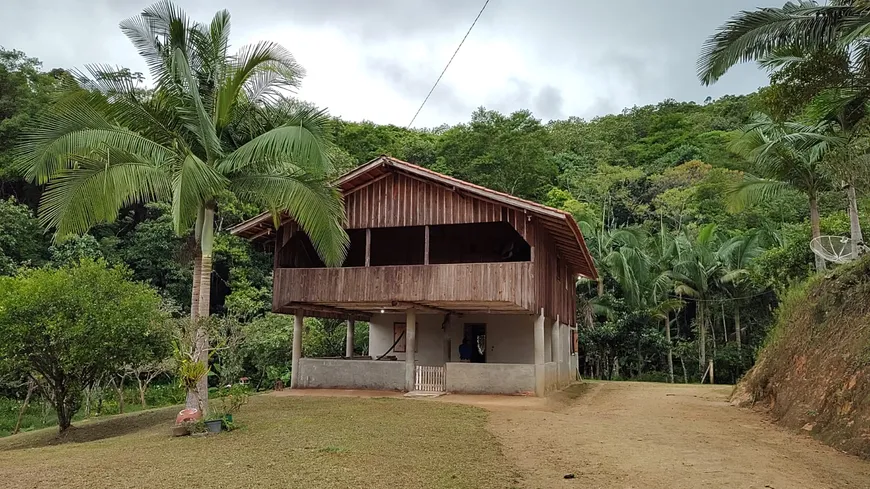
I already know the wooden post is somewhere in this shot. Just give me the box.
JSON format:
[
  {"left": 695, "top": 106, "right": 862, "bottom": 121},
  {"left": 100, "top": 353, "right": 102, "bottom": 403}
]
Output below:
[
  {"left": 291, "top": 313, "right": 303, "bottom": 389},
  {"left": 345, "top": 319, "right": 355, "bottom": 358},
  {"left": 534, "top": 309, "right": 545, "bottom": 397},
  {"left": 405, "top": 310, "right": 417, "bottom": 391},
  {"left": 365, "top": 228, "right": 371, "bottom": 267},
  {"left": 424, "top": 225, "right": 430, "bottom": 265},
  {"left": 551, "top": 315, "right": 560, "bottom": 386}
]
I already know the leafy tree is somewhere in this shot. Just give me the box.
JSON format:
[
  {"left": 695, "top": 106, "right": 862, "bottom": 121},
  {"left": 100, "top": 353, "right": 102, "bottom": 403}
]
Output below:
[
  {"left": 436, "top": 108, "right": 556, "bottom": 200},
  {"left": 0, "top": 198, "right": 47, "bottom": 274},
  {"left": 0, "top": 49, "right": 58, "bottom": 205},
  {"left": 14, "top": 2, "right": 348, "bottom": 411},
  {"left": 0, "top": 259, "right": 168, "bottom": 431}
]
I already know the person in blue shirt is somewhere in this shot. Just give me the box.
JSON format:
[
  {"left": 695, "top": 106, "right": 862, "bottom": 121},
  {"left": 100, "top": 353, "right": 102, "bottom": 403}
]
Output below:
[{"left": 458, "top": 339, "right": 473, "bottom": 362}]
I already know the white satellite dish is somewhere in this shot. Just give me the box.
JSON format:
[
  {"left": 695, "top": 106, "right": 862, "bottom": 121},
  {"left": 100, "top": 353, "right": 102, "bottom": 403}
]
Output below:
[{"left": 810, "top": 235, "right": 866, "bottom": 264}]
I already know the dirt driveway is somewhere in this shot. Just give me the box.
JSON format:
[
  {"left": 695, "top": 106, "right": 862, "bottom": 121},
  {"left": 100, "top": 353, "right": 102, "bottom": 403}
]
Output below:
[{"left": 485, "top": 381, "right": 870, "bottom": 489}]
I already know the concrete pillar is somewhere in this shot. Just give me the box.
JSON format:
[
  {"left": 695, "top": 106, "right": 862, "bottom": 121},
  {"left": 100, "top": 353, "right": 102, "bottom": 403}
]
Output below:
[
  {"left": 290, "top": 313, "right": 303, "bottom": 389},
  {"left": 534, "top": 308, "right": 545, "bottom": 397},
  {"left": 552, "top": 315, "right": 560, "bottom": 386},
  {"left": 345, "top": 319, "right": 355, "bottom": 358},
  {"left": 405, "top": 310, "right": 417, "bottom": 391}
]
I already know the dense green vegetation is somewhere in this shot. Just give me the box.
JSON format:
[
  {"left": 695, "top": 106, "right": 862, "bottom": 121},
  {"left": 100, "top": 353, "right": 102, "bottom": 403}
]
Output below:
[{"left": 2, "top": 0, "right": 869, "bottom": 434}]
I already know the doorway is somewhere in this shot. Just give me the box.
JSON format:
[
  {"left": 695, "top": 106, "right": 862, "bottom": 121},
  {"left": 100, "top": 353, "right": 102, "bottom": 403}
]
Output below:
[{"left": 463, "top": 323, "right": 487, "bottom": 363}]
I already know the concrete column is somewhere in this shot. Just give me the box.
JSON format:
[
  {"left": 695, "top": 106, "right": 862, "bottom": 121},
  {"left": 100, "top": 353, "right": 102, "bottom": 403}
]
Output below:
[
  {"left": 534, "top": 308, "right": 545, "bottom": 397},
  {"left": 290, "top": 313, "right": 304, "bottom": 389},
  {"left": 552, "top": 315, "right": 560, "bottom": 386},
  {"left": 405, "top": 310, "right": 417, "bottom": 391},
  {"left": 345, "top": 319, "right": 355, "bottom": 358}
]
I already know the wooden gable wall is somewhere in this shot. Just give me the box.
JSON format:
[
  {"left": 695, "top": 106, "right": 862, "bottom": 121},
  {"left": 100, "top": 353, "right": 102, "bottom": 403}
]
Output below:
[{"left": 344, "top": 172, "right": 504, "bottom": 229}]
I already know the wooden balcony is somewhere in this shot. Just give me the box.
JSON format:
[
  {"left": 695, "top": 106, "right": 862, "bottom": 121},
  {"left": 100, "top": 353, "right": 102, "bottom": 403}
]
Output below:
[{"left": 273, "top": 262, "right": 534, "bottom": 317}]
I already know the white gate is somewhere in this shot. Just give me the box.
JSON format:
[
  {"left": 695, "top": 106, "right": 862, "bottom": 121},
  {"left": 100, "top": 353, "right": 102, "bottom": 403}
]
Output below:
[{"left": 414, "top": 365, "right": 445, "bottom": 392}]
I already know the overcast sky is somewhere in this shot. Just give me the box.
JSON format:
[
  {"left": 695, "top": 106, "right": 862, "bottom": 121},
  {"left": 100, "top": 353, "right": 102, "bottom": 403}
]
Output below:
[{"left": 2, "top": 0, "right": 777, "bottom": 128}]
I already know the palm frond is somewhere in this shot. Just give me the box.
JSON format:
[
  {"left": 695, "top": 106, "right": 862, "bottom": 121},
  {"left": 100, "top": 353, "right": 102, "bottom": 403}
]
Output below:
[
  {"left": 14, "top": 89, "right": 174, "bottom": 184},
  {"left": 218, "top": 106, "right": 334, "bottom": 175},
  {"left": 229, "top": 170, "right": 348, "bottom": 266},
  {"left": 214, "top": 41, "right": 305, "bottom": 129},
  {"left": 171, "top": 47, "right": 222, "bottom": 161},
  {"left": 728, "top": 175, "right": 792, "bottom": 211},
  {"left": 171, "top": 153, "right": 228, "bottom": 233},
  {"left": 39, "top": 155, "right": 172, "bottom": 239},
  {"left": 698, "top": 2, "right": 849, "bottom": 85}
]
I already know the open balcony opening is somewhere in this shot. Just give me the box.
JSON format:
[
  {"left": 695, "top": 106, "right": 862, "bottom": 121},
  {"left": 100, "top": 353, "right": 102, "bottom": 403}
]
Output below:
[
  {"left": 369, "top": 226, "right": 425, "bottom": 266},
  {"left": 429, "top": 222, "right": 530, "bottom": 264}
]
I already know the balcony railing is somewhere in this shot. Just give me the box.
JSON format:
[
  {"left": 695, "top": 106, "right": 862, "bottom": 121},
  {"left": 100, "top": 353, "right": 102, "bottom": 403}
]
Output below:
[{"left": 273, "top": 262, "right": 533, "bottom": 312}]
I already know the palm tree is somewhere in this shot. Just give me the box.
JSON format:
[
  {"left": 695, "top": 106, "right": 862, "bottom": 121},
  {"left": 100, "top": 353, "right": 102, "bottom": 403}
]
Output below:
[
  {"left": 671, "top": 224, "right": 722, "bottom": 374},
  {"left": 718, "top": 231, "right": 766, "bottom": 349},
  {"left": 699, "top": 1, "right": 870, "bottom": 257},
  {"left": 14, "top": 2, "right": 348, "bottom": 411},
  {"left": 697, "top": 0, "right": 868, "bottom": 87},
  {"left": 729, "top": 114, "right": 834, "bottom": 271}
]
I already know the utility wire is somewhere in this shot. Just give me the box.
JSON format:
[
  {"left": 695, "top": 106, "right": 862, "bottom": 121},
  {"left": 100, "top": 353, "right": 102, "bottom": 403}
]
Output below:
[{"left": 406, "top": 0, "right": 491, "bottom": 129}]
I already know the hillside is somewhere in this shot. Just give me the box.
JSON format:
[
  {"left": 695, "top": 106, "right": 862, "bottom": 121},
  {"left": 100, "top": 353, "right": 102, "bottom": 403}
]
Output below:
[{"left": 733, "top": 257, "right": 870, "bottom": 458}]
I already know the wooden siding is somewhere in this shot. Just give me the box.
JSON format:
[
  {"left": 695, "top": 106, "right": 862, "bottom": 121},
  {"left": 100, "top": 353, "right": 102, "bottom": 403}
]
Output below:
[
  {"left": 530, "top": 220, "right": 576, "bottom": 326},
  {"left": 346, "top": 172, "right": 505, "bottom": 229},
  {"left": 273, "top": 262, "right": 533, "bottom": 312},
  {"left": 270, "top": 167, "right": 577, "bottom": 323}
]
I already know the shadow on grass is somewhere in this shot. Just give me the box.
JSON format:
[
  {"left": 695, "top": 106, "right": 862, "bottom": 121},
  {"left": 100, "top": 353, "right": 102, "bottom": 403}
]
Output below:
[{"left": 0, "top": 405, "right": 177, "bottom": 452}]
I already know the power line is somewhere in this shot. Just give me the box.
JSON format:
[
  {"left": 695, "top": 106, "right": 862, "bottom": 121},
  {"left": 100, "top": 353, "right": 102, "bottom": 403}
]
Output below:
[{"left": 406, "top": 0, "right": 491, "bottom": 129}]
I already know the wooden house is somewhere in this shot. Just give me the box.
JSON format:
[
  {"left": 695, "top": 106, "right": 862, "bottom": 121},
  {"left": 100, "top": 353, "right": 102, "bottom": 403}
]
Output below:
[{"left": 231, "top": 156, "right": 597, "bottom": 396}]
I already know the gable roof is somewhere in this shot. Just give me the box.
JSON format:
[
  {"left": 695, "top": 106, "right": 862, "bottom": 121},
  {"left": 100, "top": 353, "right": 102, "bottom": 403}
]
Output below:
[{"left": 230, "top": 155, "right": 597, "bottom": 279}]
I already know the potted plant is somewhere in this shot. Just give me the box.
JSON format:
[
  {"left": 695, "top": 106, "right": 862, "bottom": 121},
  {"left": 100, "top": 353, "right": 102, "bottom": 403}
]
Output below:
[
  {"left": 214, "top": 384, "right": 250, "bottom": 431},
  {"left": 203, "top": 414, "right": 224, "bottom": 434}
]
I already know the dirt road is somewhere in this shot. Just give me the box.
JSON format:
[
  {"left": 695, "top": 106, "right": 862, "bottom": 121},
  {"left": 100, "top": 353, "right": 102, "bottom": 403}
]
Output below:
[{"left": 485, "top": 381, "right": 870, "bottom": 489}]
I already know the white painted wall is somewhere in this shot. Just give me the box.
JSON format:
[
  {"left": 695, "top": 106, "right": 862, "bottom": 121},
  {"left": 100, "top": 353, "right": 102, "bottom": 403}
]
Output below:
[{"left": 369, "top": 312, "right": 539, "bottom": 365}]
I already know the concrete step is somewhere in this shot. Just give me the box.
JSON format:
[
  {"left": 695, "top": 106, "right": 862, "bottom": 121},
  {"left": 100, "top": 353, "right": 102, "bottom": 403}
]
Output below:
[{"left": 404, "top": 390, "right": 446, "bottom": 398}]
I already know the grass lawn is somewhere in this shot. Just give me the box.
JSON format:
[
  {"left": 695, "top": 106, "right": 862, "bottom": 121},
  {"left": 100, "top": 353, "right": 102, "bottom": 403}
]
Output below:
[{"left": 0, "top": 394, "right": 520, "bottom": 489}]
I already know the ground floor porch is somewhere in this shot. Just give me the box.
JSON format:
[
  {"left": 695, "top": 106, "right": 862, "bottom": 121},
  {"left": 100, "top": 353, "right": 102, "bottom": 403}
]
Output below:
[{"left": 289, "top": 309, "right": 578, "bottom": 396}]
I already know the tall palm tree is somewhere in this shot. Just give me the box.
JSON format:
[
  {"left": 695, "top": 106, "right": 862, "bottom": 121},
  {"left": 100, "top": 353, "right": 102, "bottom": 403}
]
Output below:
[
  {"left": 671, "top": 224, "right": 722, "bottom": 374},
  {"left": 718, "top": 231, "right": 766, "bottom": 349},
  {"left": 729, "top": 114, "right": 835, "bottom": 271},
  {"left": 14, "top": 2, "right": 348, "bottom": 411}
]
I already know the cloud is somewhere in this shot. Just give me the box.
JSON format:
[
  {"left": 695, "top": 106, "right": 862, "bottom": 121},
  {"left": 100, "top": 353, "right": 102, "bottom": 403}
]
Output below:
[{"left": 0, "top": 0, "right": 778, "bottom": 127}]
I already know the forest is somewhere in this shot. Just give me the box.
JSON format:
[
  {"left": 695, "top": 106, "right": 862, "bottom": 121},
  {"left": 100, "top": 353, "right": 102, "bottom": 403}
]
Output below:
[{"left": 1, "top": 1, "right": 867, "bottom": 433}]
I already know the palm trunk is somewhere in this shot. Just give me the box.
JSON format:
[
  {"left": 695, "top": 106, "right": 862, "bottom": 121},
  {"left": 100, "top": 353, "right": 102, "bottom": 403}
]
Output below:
[
  {"left": 734, "top": 306, "right": 741, "bottom": 350},
  {"left": 196, "top": 205, "right": 216, "bottom": 414},
  {"left": 665, "top": 316, "right": 674, "bottom": 384},
  {"left": 597, "top": 277, "right": 604, "bottom": 297},
  {"left": 190, "top": 252, "right": 202, "bottom": 320},
  {"left": 190, "top": 207, "right": 205, "bottom": 320},
  {"left": 185, "top": 206, "right": 213, "bottom": 413},
  {"left": 810, "top": 196, "right": 826, "bottom": 272},
  {"left": 698, "top": 303, "right": 706, "bottom": 375},
  {"left": 847, "top": 183, "right": 863, "bottom": 260}
]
